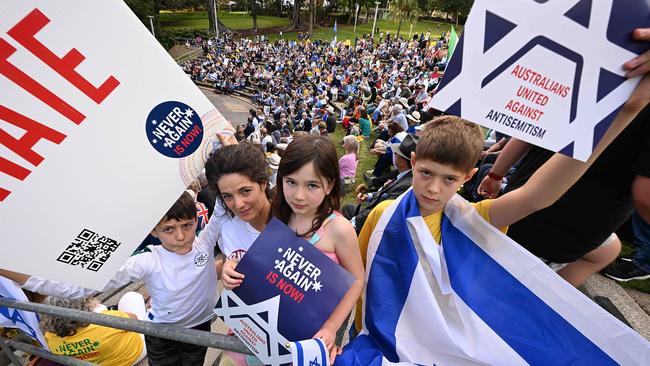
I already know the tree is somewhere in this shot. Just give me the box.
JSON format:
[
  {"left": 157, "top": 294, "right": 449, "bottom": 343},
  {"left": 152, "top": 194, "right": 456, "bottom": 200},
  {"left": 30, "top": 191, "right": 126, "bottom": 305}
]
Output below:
[
  {"left": 124, "top": 0, "right": 165, "bottom": 38},
  {"left": 250, "top": 0, "right": 258, "bottom": 30},
  {"left": 291, "top": 0, "right": 303, "bottom": 29},
  {"left": 417, "top": 0, "right": 433, "bottom": 16},
  {"left": 206, "top": 0, "right": 217, "bottom": 33},
  {"left": 431, "top": 0, "right": 472, "bottom": 24},
  {"left": 309, "top": 0, "right": 314, "bottom": 33},
  {"left": 394, "top": 0, "right": 418, "bottom": 37},
  {"left": 124, "top": 0, "right": 155, "bottom": 27}
]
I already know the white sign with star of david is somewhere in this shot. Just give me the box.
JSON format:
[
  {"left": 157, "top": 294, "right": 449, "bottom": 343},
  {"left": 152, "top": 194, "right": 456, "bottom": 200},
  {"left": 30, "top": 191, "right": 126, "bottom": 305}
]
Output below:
[
  {"left": 429, "top": 0, "right": 650, "bottom": 161},
  {"left": 0, "top": 1, "right": 234, "bottom": 290},
  {"left": 215, "top": 291, "right": 293, "bottom": 366}
]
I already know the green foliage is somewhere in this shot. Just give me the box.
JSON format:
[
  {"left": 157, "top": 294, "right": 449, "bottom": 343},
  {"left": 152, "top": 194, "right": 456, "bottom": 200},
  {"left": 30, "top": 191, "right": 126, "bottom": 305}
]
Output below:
[
  {"left": 124, "top": 0, "right": 155, "bottom": 24},
  {"left": 431, "top": 0, "right": 473, "bottom": 16},
  {"left": 159, "top": 11, "right": 290, "bottom": 30},
  {"left": 269, "top": 17, "right": 454, "bottom": 42},
  {"left": 158, "top": 27, "right": 211, "bottom": 49},
  {"left": 393, "top": 0, "right": 419, "bottom": 36},
  {"left": 159, "top": 0, "right": 204, "bottom": 10}
]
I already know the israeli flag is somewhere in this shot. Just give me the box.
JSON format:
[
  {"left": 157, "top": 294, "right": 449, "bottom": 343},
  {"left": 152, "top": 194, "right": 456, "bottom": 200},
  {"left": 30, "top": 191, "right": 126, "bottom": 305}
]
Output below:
[
  {"left": 291, "top": 338, "right": 329, "bottom": 366},
  {"left": 0, "top": 277, "right": 48, "bottom": 348},
  {"left": 336, "top": 189, "right": 650, "bottom": 365}
]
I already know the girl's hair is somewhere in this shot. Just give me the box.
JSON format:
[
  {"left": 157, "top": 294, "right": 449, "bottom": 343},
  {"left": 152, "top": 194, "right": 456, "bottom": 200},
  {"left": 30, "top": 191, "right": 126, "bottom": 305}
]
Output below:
[
  {"left": 272, "top": 135, "right": 341, "bottom": 237},
  {"left": 360, "top": 109, "right": 368, "bottom": 119},
  {"left": 40, "top": 297, "right": 96, "bottom": 337},
  {"left": 205, "top": 141, "right": 271, "bottom": 217},
  {"left": 342, "top": 135, "right": 359, "bottom": 160}
]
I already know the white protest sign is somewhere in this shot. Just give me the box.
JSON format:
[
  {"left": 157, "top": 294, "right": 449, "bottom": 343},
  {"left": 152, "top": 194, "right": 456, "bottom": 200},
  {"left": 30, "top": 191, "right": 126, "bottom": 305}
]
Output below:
[
  {"left": 0, "top": 1, "right": 234, "bottom": 289},
  {"left": 429, "top": 0, "right": 650, "bottom": 161}
]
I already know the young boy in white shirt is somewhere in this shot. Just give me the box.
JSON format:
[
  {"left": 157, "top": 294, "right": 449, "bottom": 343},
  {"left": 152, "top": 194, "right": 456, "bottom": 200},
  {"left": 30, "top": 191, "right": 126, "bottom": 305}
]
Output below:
[{"left": 1, "top": 192, "right": 221, "bottom": 366}]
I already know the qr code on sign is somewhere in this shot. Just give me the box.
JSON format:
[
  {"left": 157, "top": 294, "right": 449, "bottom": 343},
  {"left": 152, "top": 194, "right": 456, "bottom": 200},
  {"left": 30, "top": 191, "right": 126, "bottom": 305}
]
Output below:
[{"left": 57, "top": 229, "right": 121, "bottom": 272}]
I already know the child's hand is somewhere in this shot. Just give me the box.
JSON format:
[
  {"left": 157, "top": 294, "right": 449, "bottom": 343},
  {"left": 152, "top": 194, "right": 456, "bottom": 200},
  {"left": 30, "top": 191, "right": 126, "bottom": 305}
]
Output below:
[
  {"left": 313, "top": 324, "right": 337, "bottom": 352},
  {"left": 222, "top": 259, "right": 244, "bottom": 290},
  {"left": 328, "top": 345, "right": 343, "bottom": 365},
  {"left": 216, "top": 132, "right": 237, "bottom": 147}
]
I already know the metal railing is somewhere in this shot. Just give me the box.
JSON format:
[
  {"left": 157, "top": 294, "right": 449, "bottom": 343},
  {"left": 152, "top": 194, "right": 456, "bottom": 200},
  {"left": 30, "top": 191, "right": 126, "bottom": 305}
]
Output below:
[
  {"left": 174, "top": 47, "right": 204, "bottom": 63},
  {"left": 0, "top": 297, "right": 252, "bottom": 365}
]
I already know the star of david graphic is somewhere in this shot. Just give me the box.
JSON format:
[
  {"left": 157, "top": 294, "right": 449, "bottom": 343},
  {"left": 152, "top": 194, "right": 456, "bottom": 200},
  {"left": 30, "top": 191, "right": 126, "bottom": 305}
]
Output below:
[
  {"left": 429, "top": 0, "right": 649, "bottom": 161},
  {"left": 214, "top": 291, "right": 292, "bottom": 366},
  {"left": 309, "top": 357, "right": 320, "bottom": 366}
]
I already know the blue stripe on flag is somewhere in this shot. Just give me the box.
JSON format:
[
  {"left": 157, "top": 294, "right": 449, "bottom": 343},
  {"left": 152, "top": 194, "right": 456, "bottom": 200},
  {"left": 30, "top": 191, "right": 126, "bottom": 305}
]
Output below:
[
  {"left": 364, "top": 191, "right": 421, "bottom": 362},
  {"left": 334, "top": 335, "right": 385, "bottom": 366},
  {"left": 316, "top": 339, "right": 328, "bottom": 365},
  {"left": 295, "top": 340, "right": 304, "bottom": 366},
  {"left": 441, "top": 214, "right": 617, "bottom": 365}
]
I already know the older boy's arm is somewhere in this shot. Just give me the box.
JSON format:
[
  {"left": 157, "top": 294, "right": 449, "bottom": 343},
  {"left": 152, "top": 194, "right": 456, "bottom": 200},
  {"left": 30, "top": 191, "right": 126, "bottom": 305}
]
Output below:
[
  {"left": 1, "top": 253, "right": 150, "bottom": 299},
  {"left": 0, "top": 268, "right": 96, "bottom": 298},
  {"left": 489, "top": 75, "right": 650, "bottom": 228},
  {"left": 0, "top": 269, "right": 29, "bottom": 285}
]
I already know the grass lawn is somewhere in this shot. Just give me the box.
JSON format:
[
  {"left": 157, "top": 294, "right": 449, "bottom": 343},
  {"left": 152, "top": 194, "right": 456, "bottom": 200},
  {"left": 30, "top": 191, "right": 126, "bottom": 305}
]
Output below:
[
  {"left": 331, "top": 123, "right": 378, "bottom": 207},
  {"left": 160, "top": 11, "right": 289, "bottom": 30},
  {"left": 267, "top": 18, "right": 462, "bottom": 42}
]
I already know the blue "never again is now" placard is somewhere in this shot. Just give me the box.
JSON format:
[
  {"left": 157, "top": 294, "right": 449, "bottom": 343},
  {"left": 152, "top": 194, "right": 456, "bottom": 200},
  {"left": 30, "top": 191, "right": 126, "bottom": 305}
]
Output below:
[{"left": 215, "top": 217, "right": 354, "bottom": 365}]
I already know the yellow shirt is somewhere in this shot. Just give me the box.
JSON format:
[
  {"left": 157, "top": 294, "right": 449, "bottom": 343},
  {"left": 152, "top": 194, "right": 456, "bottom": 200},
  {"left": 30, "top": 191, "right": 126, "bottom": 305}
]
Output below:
[
  {"left": 354, "top": 198, "right": 506, "bottom": 332},
  {"left": 46, "top": 310, "right": 143, "bottom": 365}
]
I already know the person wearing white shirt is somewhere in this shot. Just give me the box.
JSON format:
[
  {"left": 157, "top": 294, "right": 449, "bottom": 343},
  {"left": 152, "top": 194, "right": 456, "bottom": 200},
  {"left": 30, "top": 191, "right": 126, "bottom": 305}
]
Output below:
[{"left": 3, "top": 192, "right": 221, "bottom": 366}]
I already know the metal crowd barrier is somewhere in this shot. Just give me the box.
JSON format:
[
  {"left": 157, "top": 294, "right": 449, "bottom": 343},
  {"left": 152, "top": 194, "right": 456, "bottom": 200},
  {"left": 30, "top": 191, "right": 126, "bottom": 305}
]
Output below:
[
  {"left": 0, "top": 297, "right": 252, "bottom": 365},
  {"left": 174, "top": 47, "right": 204, "bottom": 63}
]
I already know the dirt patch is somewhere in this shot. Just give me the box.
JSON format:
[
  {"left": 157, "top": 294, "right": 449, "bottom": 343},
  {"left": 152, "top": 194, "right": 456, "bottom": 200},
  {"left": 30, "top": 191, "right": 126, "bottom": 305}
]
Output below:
[{"left": 167, "top": 44, "right": 199, "bottom": 59}]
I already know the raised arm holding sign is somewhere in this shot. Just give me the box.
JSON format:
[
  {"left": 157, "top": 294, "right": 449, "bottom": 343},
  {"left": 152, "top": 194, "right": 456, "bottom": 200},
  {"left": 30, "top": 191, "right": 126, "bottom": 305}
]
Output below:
[
  {"left": 428, "top": 0, "right": 650, "bottom": 162},
  {"left": 337, "top": 23, "right": 650, "bottom": 366}
]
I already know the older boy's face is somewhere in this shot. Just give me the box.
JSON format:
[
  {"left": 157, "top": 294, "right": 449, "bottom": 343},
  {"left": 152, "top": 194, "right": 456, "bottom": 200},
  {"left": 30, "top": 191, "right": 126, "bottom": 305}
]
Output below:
[
  {"left": 151, "top": 218, "right": 197, "bottom": 255},
  {"left": 410, "top": 157, "right": 476, "bottom": 217}
]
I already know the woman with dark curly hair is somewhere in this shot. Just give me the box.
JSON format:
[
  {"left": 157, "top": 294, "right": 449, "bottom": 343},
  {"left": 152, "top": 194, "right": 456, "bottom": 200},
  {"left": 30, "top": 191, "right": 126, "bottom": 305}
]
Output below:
[
  {"left": 205, "top": 140, "right": 273, "bottom": 266},
  {"left": 40, "top": 292, "right": 146, "bottom": 365},
  {"left": 204, "top": 139, "right": 273, "bottom": 366}
]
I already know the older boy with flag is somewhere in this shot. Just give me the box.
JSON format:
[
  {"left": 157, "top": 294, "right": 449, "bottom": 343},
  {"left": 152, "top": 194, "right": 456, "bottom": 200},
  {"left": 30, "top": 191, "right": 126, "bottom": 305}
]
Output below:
[{"left": 335, "top": 29, "right": 650, "bottom": 366}]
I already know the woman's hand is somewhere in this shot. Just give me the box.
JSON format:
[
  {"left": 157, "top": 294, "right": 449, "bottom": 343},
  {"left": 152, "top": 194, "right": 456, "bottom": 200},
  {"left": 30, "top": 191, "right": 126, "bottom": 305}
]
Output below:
[
  {"left": 221, "top": 259, "right": 244, "bottom": 289},
  {"left": 625, "top": 28, "right": 650, "bottom": 78}
]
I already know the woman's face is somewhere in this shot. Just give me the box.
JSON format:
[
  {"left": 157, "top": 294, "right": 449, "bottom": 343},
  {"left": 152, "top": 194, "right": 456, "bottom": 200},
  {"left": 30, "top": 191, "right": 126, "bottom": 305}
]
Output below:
[{"left": 217, "top": 173, "right": 268, "bottom": 223}]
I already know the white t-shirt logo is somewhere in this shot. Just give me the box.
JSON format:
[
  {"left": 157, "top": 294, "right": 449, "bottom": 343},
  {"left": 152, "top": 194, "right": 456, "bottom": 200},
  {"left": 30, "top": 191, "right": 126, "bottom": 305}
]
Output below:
[{"left": 194, "top": 252, "right": 209, "bottom": 267}]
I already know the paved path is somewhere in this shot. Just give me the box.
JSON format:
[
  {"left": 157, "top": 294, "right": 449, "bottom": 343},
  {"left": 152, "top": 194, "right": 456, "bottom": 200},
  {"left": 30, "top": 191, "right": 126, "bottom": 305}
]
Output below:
[{"left": 199, "top": 87, "right": 253, "bottom": 128}]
